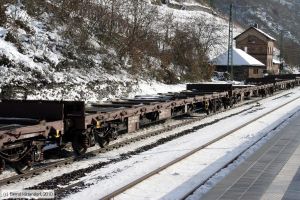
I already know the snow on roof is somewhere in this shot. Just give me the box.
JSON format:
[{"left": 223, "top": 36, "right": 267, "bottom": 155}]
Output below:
[
  {"left": 212, "top": 48, "right": 265, "bottom": 67},
  {"left": 252, "top": 27, "right": 276, "bottom": 41},
  {"left": 273, "top": 59, "right": 281, "bottom": 64},
  {"left": 234, "top": 27, "right": 276, "bottom": 41}
]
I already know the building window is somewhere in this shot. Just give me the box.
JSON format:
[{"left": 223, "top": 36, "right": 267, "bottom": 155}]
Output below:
[
  {"left": 248, "top": 36, "right": 256, "bottom": 44},
  {"left": 253, "top": 68, "right": 259, "bottom": 74}
]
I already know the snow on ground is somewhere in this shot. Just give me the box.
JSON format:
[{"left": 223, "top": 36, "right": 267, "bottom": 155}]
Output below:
[
  {"left": 0, "top": 89, "right": 262, "bottom": 187},
  {"left": 128, "top": 81, "right": 186, "bottom": 97},
  {"left": 0, "top": 35, "right": 51, "bottom": 83},
  {"left": 0, "top": 4, "right": 147, "bottom": 101},
  {"left": 187, "top": 110, "right": 300, "bottom": 199},
  {"left": 0, "top": 88, "right": 295, "bottom": 190},
  {"left": 165, "top": 2, "right": 244, "bottom": 59},
  {"left": 114, "top": 94, "right": 300, "bottom": 199},
  {"left": 0, "top": 27, "right": 7, "bottom": 38},
  {"left": 168, "top": 0, "right": 212, "bottom": 10},
  {"left": 25, "top": 80, "right": 187, "bottom": 102},
  {"left": 0, "top": 2, "right": 243, "bottom": 102},
  {"left": 157, "top": 4, "right": 243, "bottom": 59},
  {"left": 59, "top": 88, "right": 300, "bottom": 200},
  {"left": 1, "top": 14, "right": 185, "bottom": 102}
]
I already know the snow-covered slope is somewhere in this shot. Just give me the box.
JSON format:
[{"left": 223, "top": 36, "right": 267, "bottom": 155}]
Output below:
[
  {"left": 0, "top": 4, "right": 138, "bottom": 101},
  {"left": 157, "top": 4, "right": 242, "bottom": 59},
  {"left": 0, "top": 1, "right": 238, "bottom": 101}
]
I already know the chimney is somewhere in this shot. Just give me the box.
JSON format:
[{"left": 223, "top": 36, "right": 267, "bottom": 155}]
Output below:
[
  {"left": 253, "top": 23, "right": 259, "bottom": 28},
  {"left": 244, "top": 47, "right": 248, "bottom": 53}
]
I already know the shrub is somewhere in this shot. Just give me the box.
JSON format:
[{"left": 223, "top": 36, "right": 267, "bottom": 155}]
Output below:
[
  {"left": 4, "top": 31, "right": 18, "bottom": 44},
  {"left": 15, "top": 19, "right": 32, "bottom": 33},
  {"left": 0, "top": 55, "right": 12, "bottom": 67}
]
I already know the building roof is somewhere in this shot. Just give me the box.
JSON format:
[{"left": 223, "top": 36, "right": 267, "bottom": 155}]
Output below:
[
  {"left": 234, "top": 26, "right": 276, "bottom": 41},
  {"left": 273, "top": 59, "right": 281, "bottom": 64},
  {"left": 212, "top": 48, "right": 265, "bottom": 67}
]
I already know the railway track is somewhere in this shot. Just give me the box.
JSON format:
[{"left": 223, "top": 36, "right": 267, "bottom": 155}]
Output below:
[
  {"left": 100, "top": 96, "right": 300, "bottom": 200},
  {"left": 0, "top": 94, "right": 270, "bottom": 187},
  {"left": 1, "top": 75, "right": 298, "bottom": 185},
  {"left": 180, "top": 109, "right": 300, "bottom": 200},
  {"left": 0, "top": 90, "right": 296, "bottom": 195}
]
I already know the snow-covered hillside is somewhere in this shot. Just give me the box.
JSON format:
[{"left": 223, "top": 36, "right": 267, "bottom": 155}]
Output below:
[
  {"left": 158, "top": 5, "right": 242, "bottom": 59},
  {"left": 0, "top": 0, "right": 238, "bottom": 101}
]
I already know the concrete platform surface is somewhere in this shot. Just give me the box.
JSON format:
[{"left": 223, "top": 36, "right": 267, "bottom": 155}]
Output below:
[{"left": 201, "top": 114, "right": 300, "bottom": 200}]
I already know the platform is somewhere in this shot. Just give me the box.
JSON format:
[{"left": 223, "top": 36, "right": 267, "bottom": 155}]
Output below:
[{"left": 201, "top": 113, "right": 300, "bottom": 200}]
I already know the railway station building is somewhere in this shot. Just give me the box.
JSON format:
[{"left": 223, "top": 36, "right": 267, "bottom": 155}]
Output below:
[
  {"left": 234, "top": 25, "right": 279, "bottom": 75},
  {"left": 212, "top": 48, "right": 265, "bottom": 81}
]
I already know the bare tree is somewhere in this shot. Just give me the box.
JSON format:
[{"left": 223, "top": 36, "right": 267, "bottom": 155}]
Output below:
[
  {"left": 0, "top": 3, "right": 6, "bottom": 25},
  {"left": 166, "top": 17, "right": 221, "bottom": 81}
]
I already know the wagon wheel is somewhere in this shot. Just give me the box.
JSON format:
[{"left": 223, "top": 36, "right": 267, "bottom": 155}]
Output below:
[
  {"left": 94, "top": 127, "right": 116, "bottom": 148},
  {"left": 97, "top": 136, "right": 110, "bottom": 148},
  {"left": 110, "top": 128, "right": 118, "bottom": 140},
  {"left": 72, "top": 133, "right": 89, "bottom": 156},
  {"left": 205, "top": 109, "right": 210, "bottom": 115},
  {"left": 0, "top": 159, "right": 5, "bottom": 174},
  {"left": 96, "top": 129, "right": 111, "bottom": 148},
  {"left": 12, "top": 153, "right": 33, "bottom": 174},
  {"left": 230, "top": 98, "right": 234, "bottom": 107}
]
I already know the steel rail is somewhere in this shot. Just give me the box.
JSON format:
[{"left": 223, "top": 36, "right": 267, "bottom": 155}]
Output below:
[
  {"left": 100, "top": 96, "right": 300, "bottom": 200},
  {"left": 178, "top": 108, "right": 300, "bottom": 200},
  {"left": 0, "top": 91, "right": 293, "bottom": 187}
]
